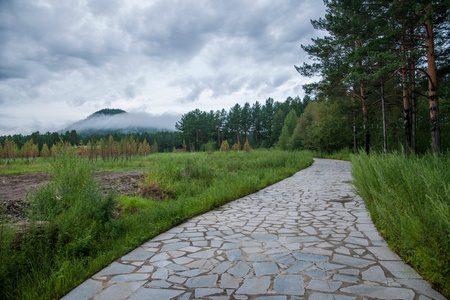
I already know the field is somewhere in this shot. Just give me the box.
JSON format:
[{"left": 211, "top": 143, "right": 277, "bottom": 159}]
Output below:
[
  {"left": 0, "top": 149, "right": 313, "bottom": 299},
  {"left": 352, "top": 152, "right": 450, "bottom": 296}
]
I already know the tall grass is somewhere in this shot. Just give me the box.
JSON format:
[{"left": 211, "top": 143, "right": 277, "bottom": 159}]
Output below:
[
  {"left": 351, "top": 152, "right": 450, "bottom": 297},
  {"left": 0, "top": 149, "right": 313, "bottom": 299}
]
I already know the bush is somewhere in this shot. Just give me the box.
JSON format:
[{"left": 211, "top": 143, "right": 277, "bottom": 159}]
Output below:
[
  {"left": 220, "top": 140, "right": 230, "bottom": 152},
  {"left": 0, "top": 147, "right": 117, "bottom": 299}
]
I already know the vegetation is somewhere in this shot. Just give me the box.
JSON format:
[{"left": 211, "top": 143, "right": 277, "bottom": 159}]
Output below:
[
  {"left": 296, "top": 0, "right": 449, "bottom": 155},
  {"left": 0, "top": 148, "right": 313, "bottom": 299},
  {"left": 90, "top": 108, "right": 126, "bottom": 117},
  {"left": 352, "top": 152, "right": 450, "bottom": 297}
]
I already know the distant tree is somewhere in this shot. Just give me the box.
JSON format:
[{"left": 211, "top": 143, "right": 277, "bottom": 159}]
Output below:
[
  {"left": 261, "top": 98, "right": 275, "bottom": 147},
  {"left": 151, "top": 140, "right": 158, "bottom": 154},
  {"left": 272, "top": 109, "right": 285, "bottom": 144},
  {"left": 220, "top": 140, "right": 230, "bottom": 152},
  {"left": 278, "top": 110, "right": 298, "bottom": 150},
  {"left": 227, "top": 104, "right": 242, "bottom": 145},
  {"left": 240, "top": 102, "right": 252, "bottom": 142},
  {"left": 214, "top": 109, "right": 227, "bottom": 148},
  {"left": 50, "top": 143, "right": 62, "bottom": 158},
  {"left": 251, "top": 101, "right": 263, "bottom": 146},
  {"left": 243, "top": 139, "right": 251, "bottom": 153},
  {"left": 3, "top": 137, "right": 18, "bottom": 164}
]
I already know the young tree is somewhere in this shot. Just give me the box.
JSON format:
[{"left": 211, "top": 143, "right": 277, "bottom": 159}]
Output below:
[{"left": 278, "top": 109, "right": 298, "bottom": 150}]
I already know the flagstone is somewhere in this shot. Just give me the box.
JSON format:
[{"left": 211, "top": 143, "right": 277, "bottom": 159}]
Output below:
[
  {"left": 236, "top": 277, "right": 271, "bottom": 295},
  {"left": 273, "top": 275, "right": 305, "bottom": 295},
  {"left": 62, "top": 159, "right": 443, "bottom": 300}
]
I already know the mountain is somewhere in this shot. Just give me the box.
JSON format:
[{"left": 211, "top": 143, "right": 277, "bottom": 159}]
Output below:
[
  {"left": 89, "top": 108, "right": 127, "bottom": 117},
  {"left": 63, "top": 108, "right": 179, "bottom": 136}
]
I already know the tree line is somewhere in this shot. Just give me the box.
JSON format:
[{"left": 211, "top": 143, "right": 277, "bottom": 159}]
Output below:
[
  {"left": 0, "top": 96, "right": 311, "bottom": 162},
  {"left": 175, "top": 96, "right": 308, "bottom": 150},
  {"left": 295, "top": 0, "right": 449, "bottom": 154},
  {"left": 0, "top": 130, "right": 184, "bottom": 163}
]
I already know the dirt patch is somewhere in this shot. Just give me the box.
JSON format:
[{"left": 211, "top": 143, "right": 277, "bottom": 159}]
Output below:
[{"left": 0, "top": 171, "right": 145, "bottom": 221}]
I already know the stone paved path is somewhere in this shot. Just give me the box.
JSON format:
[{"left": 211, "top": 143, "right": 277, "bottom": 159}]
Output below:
[{"left": 62, "top": 159, "right": 446, "bottom": 300}]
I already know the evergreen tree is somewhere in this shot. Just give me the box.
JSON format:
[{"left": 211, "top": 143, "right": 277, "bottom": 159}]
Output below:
[
  {"left": 278, "top": 110, "right": 298, "bottom": 150},
  {"left": 227, "top": 104, "right": 242, "bottom": 145}
]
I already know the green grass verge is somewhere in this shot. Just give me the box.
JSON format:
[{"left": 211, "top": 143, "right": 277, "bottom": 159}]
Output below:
[
  {"left": 313, "top": 148, "right": 352, "bottom": 161},
  {"left": 0, "top": 149, "right": 313, "bottom": 299},
  {"left": 351, "top": 152, "right": 450, "bottom": 297}
]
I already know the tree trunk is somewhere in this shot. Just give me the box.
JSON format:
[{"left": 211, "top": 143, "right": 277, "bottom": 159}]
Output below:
[
  {"left": 381, "top": 82, "right": 388, "bottom": 153},
  {"left": 409, "top": 27, "right": 417, "bottom": 154},
  {"left": 402, "top": 67, "right": 412, "bottom": 154},
  {"left": 217, "top": 127, "right": 221, "bottom": 149},
  {"left": 236, "top": 127, "right": 240, "bottom": 146},
  {"left": 424, "top": 14, "right": 441, "bottom": 154},
  {"left": 360, "top": 82, "right": 370, "bottom": 155},
  {"left": 353, "top": 96, "right": 358, "bottom": 154}
]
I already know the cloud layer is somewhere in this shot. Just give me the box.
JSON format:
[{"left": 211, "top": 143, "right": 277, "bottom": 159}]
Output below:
[
  {"left": 0, "top": 0, "right": 325, "bottom": 135},
  {"left": 65, "top": 111, "right": 180, "bottom": 134}
]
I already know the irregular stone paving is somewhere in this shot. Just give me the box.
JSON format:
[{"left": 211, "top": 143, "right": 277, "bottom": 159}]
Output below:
[{"left": 62, "top": 159, "right": 446, "bottom": 300}]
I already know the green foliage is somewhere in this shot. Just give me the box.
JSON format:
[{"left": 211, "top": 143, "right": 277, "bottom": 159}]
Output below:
[
  {"left": 220, "top": 140, "right": 230, "bottom": 152},
  {"left": 291, "top": 101, "right": 353, "bottom": 152},
  {"left": 0, "top": 150, "right": 313, "bottom": 299},
  {"left": 200, "top": 141, "right": 217, "bottom": 153},
  {"left": 1, "top": 147, "right": 118, "bottom": 299},
  {"left": 313, "top": 148, "right": 352, "bottom": 161},
  {"left": 297, "top": 0, "right": 449, "bottom": 154},
  {"left": 352, "top": 152, "right": 450, "bottom": 297},
  {"left": 278, "top": 109, "right": 298, "bottom": 150},
  {"left": 118, "top": 195, "right": 156, "bottom": 215}
]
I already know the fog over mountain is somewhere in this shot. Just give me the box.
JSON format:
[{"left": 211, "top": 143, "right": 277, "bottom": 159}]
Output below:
[{"left": 64, "top": 110, "right": 180, "bottom": 135}]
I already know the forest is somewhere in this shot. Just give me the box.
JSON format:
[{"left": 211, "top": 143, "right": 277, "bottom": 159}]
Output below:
[{"left": 1, "top": 1, "right": 449, "bottom": 158}]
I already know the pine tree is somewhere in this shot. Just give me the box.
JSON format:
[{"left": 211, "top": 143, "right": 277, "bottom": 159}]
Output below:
[{"left": 278, "top": 110, "right": 298, "bottom": 150}]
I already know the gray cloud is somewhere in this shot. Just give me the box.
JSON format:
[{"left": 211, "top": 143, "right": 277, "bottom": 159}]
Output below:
[{"left": 0, "top": 0, "right": 325, "bottom": 135}]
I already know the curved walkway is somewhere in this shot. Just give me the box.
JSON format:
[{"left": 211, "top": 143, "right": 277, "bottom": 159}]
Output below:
[{"left": 63, "top": 159, "right": 445, "bottom": 300}]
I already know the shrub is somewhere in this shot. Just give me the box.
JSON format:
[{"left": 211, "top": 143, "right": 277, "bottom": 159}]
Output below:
[
  {"left": 29, "top": 147, "right": 116, "bottom": 256},
  {"left": 244, "top": 140, "right": 251, "bottom": 153},
  {"left": 232, "top": 142, "right": 241, "bottom": 151},
  {"left": 220, "top": 140, "right": 230, "bottom": 152}
]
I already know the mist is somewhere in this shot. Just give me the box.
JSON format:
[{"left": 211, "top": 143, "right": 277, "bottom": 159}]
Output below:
[{"left": 65, "top": 112, "right": 181, "bottom": 134}]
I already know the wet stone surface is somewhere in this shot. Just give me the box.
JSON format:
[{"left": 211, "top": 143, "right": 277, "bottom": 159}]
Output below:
[{"left": 62, "top": 159, "right": 446, "bottom": 300}]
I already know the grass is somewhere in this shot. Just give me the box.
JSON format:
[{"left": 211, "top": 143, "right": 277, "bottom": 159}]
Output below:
[
  {"left": 351, "top": 152, "right": 450, "bottom": 297},
  {"left": 313, "top": 148, "right": 352, "bottom": 161},
  {"left": 0, "top": 149, "right": 313, "bottom": 299},
  {"left": 0, "top": 158, "right": 52, "bottom": 174}
]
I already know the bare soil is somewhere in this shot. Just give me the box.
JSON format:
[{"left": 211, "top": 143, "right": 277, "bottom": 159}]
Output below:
[{"left": 0, "top": 171, "right": 145, "bottom": 221}]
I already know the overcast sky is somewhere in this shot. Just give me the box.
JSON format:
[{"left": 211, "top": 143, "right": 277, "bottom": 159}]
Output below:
[{"left": 0, "top": 0, "right": 325, "bottom": 136}]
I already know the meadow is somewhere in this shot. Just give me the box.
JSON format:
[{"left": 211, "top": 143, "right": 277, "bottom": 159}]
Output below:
[
  {"left": 352, "top": 152, "right": 450, "bottom": 296},
  {"left": 0, "top": 149, "right": 313, "bottom": 299}
]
